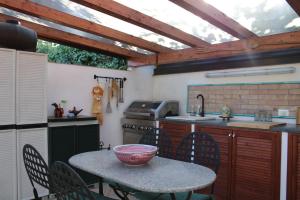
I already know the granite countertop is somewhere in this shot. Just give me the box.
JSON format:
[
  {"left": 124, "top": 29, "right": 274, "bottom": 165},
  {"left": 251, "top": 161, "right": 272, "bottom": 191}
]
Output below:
[
  {"left": 160, "top": 118, "right": 300, "bottom": 133},
  {"left": 69, "top": 150, "right": 216, "bottom": 193},
  {"left": 48, "top": 115, "right": 96, "bottom": 122}
]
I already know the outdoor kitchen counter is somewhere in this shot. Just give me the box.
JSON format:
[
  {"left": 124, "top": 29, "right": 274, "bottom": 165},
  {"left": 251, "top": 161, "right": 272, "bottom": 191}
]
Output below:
[
  {"left": 48, "top": 115, "right": 96, "bottom": 122},
  {"left": 160, "top": 118, "right": 300, "bottom": 133}
]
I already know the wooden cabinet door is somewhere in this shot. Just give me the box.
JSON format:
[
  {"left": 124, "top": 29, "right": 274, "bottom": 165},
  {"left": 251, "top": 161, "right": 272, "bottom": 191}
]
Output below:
[
  {"left": 159, "top": 121, "right": 191, "bottom": 155},
  {"left": 231, "top": 130, "right": 280, "bottom": 200},
  {"left": 196, "top": 125, "right": 232, "bottom": 200},
  {"left": 287, "top": 134, "right": 300, "bottom": 200}
]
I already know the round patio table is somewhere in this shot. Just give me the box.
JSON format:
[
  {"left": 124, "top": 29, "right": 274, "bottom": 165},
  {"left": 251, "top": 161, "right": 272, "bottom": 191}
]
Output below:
[{"left": 69, "top": 150, "right": 216, "bottom": 199}]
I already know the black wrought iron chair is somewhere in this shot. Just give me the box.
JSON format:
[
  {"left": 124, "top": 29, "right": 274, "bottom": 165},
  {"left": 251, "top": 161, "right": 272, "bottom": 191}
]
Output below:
[
  {"left": 139, "top": 128, "right": 173, "bottom": 159},
  {"left": 129, "top": 132, "right": 220, "bottom": 200},
  {"left": 109, "top": 128, "right": 174, "bottom": 200},
  {"left": 173, "top": 132, "right": 221, "bottom": 200},
  {"left": 23, "top": 144, "right": 50, "bottom": 200},
  {"left": 49, "top": 161, "right": 115, "bottom": 200}
]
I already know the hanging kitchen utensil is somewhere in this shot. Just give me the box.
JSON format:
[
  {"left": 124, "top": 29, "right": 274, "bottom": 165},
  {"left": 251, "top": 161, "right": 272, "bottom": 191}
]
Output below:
[
  {"left": 91, "top": 83, "right": 104, "bottom": 124},
  {"left": 111, "top": 79, "right": 119, "bottom": 98},
  {"left": 106, "top": 79, "right": 112, "bottom": 113},
  {"left": 116, "top": 80, "right": 119, "bottom": 108},
  {"left": 119, "top": 79, "right": 124, "bottom": 103}
]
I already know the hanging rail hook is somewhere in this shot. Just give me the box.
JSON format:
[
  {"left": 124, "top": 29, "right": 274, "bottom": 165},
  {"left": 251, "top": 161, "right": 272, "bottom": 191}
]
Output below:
[{"left": 93, "top": 74, "right": 127, "bottom": 82}]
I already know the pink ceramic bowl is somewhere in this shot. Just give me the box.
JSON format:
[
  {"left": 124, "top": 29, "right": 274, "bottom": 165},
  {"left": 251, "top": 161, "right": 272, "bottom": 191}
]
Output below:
[{"left": 113, "top": 144, "right": 158, "bottom": 166}]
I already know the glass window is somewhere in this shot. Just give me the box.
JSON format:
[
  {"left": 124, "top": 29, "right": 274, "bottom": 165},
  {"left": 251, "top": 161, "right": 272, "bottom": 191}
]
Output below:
[
  {"left": 32, "top": 0, "right": 189, "bottom": 49},
  {"left": 204, "top": 0, "right": 300, "bottom": 36},
  {"left": 114, "top": 0, "right": 237, "bottom": 44},
  {"left": 0, "top": 7, "right": 153, "bottom": 54}
]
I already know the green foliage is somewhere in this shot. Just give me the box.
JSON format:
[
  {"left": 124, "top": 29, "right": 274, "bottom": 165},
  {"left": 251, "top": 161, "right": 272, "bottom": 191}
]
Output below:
[{"left": 36, "top": 40, "right": 127, "bottom": 70}]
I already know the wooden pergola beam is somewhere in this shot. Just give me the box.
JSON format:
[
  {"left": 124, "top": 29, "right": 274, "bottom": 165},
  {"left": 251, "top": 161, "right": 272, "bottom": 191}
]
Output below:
[
  {"left": 0, "top": 0, "right": 172, "bottom": 53},
  {"left": 129, "top": 31, "right": 300, "bottom": 66},
  {"left": 169, "top": 0, "right": 257, "bottom": 39},
  {"left": 71, "top": 0, "right": 209, "bottom": 47},
  {"left": 0, "top": 13, "right": 148, "bottom": 59},
  {"left": 287, "top": 0, "right": 300, "bottom": 16},
  {"left": 128, "top": 55, "right": 156, "bottom": 67}
]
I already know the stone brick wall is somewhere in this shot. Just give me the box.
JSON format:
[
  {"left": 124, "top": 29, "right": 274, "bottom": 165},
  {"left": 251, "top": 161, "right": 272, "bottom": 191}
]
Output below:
[{"left": 188, "top": 83, "right": 300, "bottom": 117}]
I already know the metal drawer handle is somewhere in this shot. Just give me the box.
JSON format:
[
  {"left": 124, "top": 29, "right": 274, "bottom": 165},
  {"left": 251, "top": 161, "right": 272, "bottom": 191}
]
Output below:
[
  {"left": 228, "top": 133, "right": 232, "bottom": 137},
  {"left": 232, "top": 133, "right": 236, "bottom": 138}
]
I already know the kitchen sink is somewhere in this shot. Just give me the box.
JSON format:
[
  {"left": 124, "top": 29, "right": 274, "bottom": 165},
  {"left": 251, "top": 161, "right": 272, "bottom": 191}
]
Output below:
[{"left": 165, "top": 116, "right": 216, "bottom": 121}]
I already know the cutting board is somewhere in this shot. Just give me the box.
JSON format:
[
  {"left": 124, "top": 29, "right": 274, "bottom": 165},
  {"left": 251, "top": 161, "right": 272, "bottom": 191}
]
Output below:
[{"left": 227, "top": 121, "right": 286, "bottom": 129}]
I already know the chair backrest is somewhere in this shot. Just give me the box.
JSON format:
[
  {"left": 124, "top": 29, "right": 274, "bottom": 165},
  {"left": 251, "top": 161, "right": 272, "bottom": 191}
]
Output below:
[
  {"left": 23, "top": 144, "right": 50, "bottom": 198},
  {"left": 176, "top": 132, "right": 220, "bottom": 173},
  {"left": 49, "top": 161, "right": 96, "bottom": 200},
  {"left": 139, "top": 128, "right": 173, "bottom": 159},
  {"left": 175, "top": 132, "right": 220, "bottom": 195}
]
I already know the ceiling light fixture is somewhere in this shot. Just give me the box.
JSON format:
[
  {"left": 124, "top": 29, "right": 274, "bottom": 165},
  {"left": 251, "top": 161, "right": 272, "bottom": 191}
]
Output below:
[{"left": 205, "top": 67, "right": 296, "bottom": 78}]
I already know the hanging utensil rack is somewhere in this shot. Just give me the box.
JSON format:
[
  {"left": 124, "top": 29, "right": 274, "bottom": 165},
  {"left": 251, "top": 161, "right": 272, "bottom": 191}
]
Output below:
[
  {"left": 94, "top": 74, "right": 126, "bottom": 105},
  {"left": 94, "top": 74, "right": 127, "bottom": 82}
]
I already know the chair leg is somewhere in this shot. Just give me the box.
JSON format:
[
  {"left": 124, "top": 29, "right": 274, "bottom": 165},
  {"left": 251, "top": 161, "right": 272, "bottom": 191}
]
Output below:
[
  {"left": 185, "top": 192, "right": 192, "bottom": 200},
  {"left": 109, "top": 184, "right": 130, "bottom": 200},
  {"left": 99, "top": 178, "right": 104, "bottom": 195},
  {"left": 169, "top": 191, "right": 193, "bottom": 200},
  {"left": 170, "top": 193, "right": 176, "bottom": 200},
  {"left": 33, "top": 187, "right": 41, "bottom": 200}
]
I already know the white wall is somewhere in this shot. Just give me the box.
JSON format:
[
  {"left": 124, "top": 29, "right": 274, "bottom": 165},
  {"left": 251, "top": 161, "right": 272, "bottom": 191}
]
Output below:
[
  {"left": 153, "top": 63, "right": 300, "bottom": 116},
  {"left": 47, "top": 63, "right": 154, "bottom": 146},
  {"left": 48, "top": 62, "right": 300, "bottom": 146}
]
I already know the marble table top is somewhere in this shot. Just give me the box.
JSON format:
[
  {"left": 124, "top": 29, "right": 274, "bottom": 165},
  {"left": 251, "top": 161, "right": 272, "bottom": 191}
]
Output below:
[{"left": 69, "top": 150, "right": 216, "bottom": 193}]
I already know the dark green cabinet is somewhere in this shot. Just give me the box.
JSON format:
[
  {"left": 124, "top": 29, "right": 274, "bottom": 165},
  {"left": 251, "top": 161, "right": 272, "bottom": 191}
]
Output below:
[
  {"left": 49, "top": 126, "right": 76, "bottom": 163},
  {"left": 77, "top": 125, "right": 99, "bottom": 153},
  {"left": 48, "top": 123, "right": 99, "bottom": 184}
]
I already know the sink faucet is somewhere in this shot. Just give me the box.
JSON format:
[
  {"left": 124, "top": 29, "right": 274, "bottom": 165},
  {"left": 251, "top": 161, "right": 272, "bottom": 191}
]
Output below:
[{"left": 196, "top": 94, "right": 205, "bottom": 117}]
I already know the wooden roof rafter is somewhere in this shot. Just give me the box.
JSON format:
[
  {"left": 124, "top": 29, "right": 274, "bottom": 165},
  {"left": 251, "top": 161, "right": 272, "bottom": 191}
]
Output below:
[
  {"left": 0, "top": 0, "right": 172, "bottom": 53},
  {"left": 169, "top": 0, "right": 257, "bottom": 39},
  {"left": 287, "top": 0, "right": 300, "bottom": 16},
  {"left": 71, "top": 0, "right": 210, "bottom": 47},
  {"left": 129, "top": 31, "right": 300, "bottom": 66},
  {"left": 1, "top": 0, "right": 299, "bottom": 69},
  {"left": 0, "top": 13, "right": 148, "bottom": 59}
]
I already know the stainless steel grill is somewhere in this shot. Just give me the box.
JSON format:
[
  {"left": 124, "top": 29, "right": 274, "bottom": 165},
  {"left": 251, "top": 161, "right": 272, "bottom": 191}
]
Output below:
[{"left": 122, "top": 101, "right": 179, "bottom": 144}]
